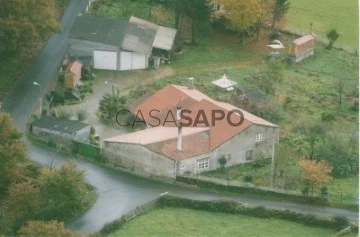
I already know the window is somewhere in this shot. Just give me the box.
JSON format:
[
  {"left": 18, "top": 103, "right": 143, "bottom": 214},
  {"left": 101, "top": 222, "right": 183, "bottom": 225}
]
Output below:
[
  {"left": 246, "top": 150, "right": 253, "bottom": 160},
  {"left": 256, "top": 133, "right": 263, "bottom": 142},
  {"left": 179, "top": 164, "right": 185, "bottom": 169},
  {"left": 197, "top": 158, "right": 210, "bottom": 170}
]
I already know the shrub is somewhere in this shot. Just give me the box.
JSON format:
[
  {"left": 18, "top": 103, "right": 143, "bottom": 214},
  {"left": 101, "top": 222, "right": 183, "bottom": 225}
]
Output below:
[
  {"left": 76, "top": 108, "right": 87, "bottom": 121},
  {"left": 218, "top": 156, "right": 227, "bottom": 169},
  {"left": 55, "top": 108, "right": 72, "bottom": 119},
  {"left": 243, "top": 175, "right": 253, "bottom": 183},
  {"left": 332, "top": 216, "right": 351, "bottom": 231},
  {"left": 52, "top": 88, "right": 65, "bottom": 105}
]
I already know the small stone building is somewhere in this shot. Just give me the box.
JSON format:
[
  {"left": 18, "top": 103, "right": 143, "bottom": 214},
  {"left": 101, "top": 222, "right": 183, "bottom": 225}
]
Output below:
[{"left": 32, "top": 116, "right": 91, "bottom": 145}]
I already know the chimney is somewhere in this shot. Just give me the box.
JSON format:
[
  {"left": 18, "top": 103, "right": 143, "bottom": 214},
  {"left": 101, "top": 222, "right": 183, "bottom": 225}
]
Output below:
[
  {"left": 177, "top": 125, "right": 182, "bottom": 151},
  {"left": 176, "top": 106, "right": 182, "bottom": 120},
  {"left": 188, "top": 77, "right": 194, "bottom": 90}
]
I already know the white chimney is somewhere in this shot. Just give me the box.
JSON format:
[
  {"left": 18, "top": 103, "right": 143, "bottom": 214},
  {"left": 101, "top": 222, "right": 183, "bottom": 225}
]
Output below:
[
  {"left": 177, "top": 125, "right": 182, "bottom": 151},
  {"left": 176, "top": 106, "right": 182, "bottom": 120},
  {"left": 188, "top": 77, "right": 194, "bottom": 90}
]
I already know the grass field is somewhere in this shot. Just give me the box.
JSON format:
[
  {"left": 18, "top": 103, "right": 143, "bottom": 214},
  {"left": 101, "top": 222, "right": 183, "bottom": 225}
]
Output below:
[
  {"left": 287, "top": 0, "right": 358, "bottom": 50},
  {"left": 107, "top": 207, "right": 357, "bottom": 237}
]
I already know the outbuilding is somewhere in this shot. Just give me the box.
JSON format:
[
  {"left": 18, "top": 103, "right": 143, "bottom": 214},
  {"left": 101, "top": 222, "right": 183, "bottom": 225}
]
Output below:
[
  {"left": 289, "top": 34, "right": 315, "bottom": 63},
  {"left": 68, "top": 14, "right": 177, "bottom": 71}
]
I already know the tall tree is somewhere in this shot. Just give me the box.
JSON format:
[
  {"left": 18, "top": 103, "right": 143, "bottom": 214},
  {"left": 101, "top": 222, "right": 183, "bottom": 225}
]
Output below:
[
  {"left": 218, "top": 0, "right": 262, "bottom": 43},
  {"left": 182, "top": 0, "right": 211, "bottom": 44},
  {"left": 0, "top": 0, "right": 59, "bottom": 60},
  {"left": 293, "top": 120, "right": 326, "bottom": 160},
  {"left": 0, "top": 113, "right": 36, "bottom": 196},
  {"left": 271, "top": 0, "right": 290, "bottom": 31},
  {"left": 298, "top": 159, "right": 332, "bottom": 194}
]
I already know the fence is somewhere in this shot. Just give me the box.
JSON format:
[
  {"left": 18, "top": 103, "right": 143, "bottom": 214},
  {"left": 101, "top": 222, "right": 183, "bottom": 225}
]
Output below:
[{"left": 72, "top": 140, "right": 102, "bottom": 161}]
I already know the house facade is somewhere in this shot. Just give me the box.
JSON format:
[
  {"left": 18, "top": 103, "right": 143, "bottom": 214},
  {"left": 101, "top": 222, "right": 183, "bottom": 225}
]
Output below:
[
  {"left": 102, "top": 82, "right": 279, "bottom": 178},
  {"left": 68, "top": 14, "right": 177, "bottom": 71}
]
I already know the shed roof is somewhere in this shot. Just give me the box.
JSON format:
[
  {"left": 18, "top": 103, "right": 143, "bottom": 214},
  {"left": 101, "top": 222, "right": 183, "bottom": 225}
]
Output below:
[
  {"left": 66, "top": 60, "right": 82, "bottom": 77},
  {"left": 32, "top": 116, "right": 90, "bottom": 134},
  {"left": 152, "top": 26, "right": 177, "bottom": 51},
  {"left": 293, "top": 34, "right": 315, "bottom": 45},
  {"left": 121, "top": 16, "right": 158, "bottom": 54},
  {"left": 69, "top": 13, "right": 127, "bottom": 46}
]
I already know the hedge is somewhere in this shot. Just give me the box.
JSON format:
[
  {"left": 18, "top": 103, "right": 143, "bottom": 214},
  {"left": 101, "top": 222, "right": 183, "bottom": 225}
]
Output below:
[
  {"left": 156, "top": 195, "right": 358, "bottom": 232},
  {"left": 176, "top": 176, "right": 329, "bottom": 205}
]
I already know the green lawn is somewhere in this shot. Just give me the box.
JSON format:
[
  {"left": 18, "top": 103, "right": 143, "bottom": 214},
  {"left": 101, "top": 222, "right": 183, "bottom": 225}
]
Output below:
[
  {"left": 107, "top": 207, "right": 356, "bottom": 237},
  {"left": 287, "top": 0, "right": 358, "bottom": 50}
]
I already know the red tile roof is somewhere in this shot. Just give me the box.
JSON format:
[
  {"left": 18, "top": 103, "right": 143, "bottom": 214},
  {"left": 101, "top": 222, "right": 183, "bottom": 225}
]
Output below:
[{"left": 106, "top": 84, "right": 278, "bottom": 160}]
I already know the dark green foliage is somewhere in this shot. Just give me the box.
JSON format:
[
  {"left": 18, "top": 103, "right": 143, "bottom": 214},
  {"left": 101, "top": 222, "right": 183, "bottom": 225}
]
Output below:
[
  {"left": 52, "top": 88, "right": 65, "bottom": 105},
  {"left": 218, "top": 156, "right": 227, "bottom": 169},
  {"left": 272, "top": 0, "right": 290, "bottom": 30},
  {"left": 326, "top": 28, "right": 340, "bottom": 49},
  {"left": 316, "top": 134, "right": 358, "bottom": 178},
  {"left": 99, "top": 93, "right": 127, "bottom": 121},
  {"left": 321, "top": 112, "right": 335, "bottom": 122},
  {"left": 57, "top": 73, "right": 65, "bottom": 85},
  {"left": 243, "top": 175, "right": 253, "bottom": 183},
  {"left": 155, "top": 196, "right": 357, "bottom": 231}
]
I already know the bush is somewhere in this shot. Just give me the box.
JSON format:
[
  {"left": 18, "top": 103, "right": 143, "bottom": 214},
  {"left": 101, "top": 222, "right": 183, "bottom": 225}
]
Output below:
[
  {"left": 76, "top": 108, "right": 87, "bottom": 121},
  {"left": 332, "top": 216, "right": 351, "bottom": 231},
  {"left": 52, "top": 88, "right": 65, "bottom": 105},
  {"left": 243, "top": 175, "right": 253, "bottom": 183},
  {"left": 218, "top": 156, "right": 227, "bottom": 169},
  {"left": 55, "top": 108, "right": 72, "bottom": 119}
]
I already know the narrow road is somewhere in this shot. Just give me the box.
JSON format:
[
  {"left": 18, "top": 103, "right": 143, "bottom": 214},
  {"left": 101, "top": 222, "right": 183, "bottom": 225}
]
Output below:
[
  {"left": 1, "top": 0, "right": 89, "bottom": 131},
  {"left": 1, "top": 0, "right": 358, "bottom": 234},
  {"left": 30, "top": 143, "right": 358, "bottom": 233}
]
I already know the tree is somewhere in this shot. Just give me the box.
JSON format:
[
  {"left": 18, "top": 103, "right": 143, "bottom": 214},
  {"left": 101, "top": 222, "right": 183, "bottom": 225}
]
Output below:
[
  {"left": 271, "top": 0, "right": 290, "bottom": 31},
  {"left": 182, "top": 0, "right": 211, "bottom": 44},
  {"left": 326, "top": 28, "right": 340, "bottom": 50},
  {"left": 0, "top": 113, "right": 36, "bottom": 196},
  {"left": 18, "top": 220, "right": 79, "bottom": 237},
  {"left": 254, "top": 0, "right": 273, "bottom": 40},
  {"left": 2, "top": 180, "right": 42, "bottom": 233},
  {"left": 99, "top": 93, "right": 127, "bottom": 121},
  {"left": 0, "top": 0, "right": 59, "bottom": 60},
  {"left": 298, "top": 159, "right": 332, "bottom": 194},
  {"left": 293, "top": 120, "right": 326, "bottom": 160},
  {"left": 38, "top": 161, "right": 93, "bottom": 221},
  {"left": 218, "top": 0, "right": 262, "bottom": 43},
  {"left": 316, "top": 132, "right": 358, "bottom": 178}
]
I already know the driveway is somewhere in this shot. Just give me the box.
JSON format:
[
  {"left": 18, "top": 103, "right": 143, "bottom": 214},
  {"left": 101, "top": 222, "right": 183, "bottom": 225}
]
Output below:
[{"left": 61, "top": 66, "right": 174, "bottom": 139}]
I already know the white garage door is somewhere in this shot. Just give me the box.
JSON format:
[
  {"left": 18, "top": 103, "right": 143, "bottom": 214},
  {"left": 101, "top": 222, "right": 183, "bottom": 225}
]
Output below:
[
  {"left": 120, "top": 52, "right": 132, "bottom": 71},
  {"left": 120, "top": 51, "right": 147, "bottom": 71},
  {"left": 94, "top": 50, "right": 117, "bottom": 70},
  {"left": 131, "top": 53, "right": 147, "bottom": 70}
]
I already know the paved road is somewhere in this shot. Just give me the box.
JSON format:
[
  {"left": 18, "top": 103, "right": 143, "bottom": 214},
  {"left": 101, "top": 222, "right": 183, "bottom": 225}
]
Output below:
[
  {"left": 1, "top": 0, "right": 89, "bottom": 131},
  {"left": 1, "top": 0, "right": 358, "bottom": 233}
]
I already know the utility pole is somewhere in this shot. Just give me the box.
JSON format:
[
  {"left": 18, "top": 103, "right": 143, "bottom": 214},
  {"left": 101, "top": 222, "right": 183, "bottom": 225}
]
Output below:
[{"left": 270, "top": 129, "right": 276, "bottom": 188}]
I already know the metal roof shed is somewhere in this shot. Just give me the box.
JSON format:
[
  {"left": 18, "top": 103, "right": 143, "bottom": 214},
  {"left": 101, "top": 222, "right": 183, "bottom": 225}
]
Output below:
[{"left": 152, "top": 26, "right": 177, "bottom": 51}]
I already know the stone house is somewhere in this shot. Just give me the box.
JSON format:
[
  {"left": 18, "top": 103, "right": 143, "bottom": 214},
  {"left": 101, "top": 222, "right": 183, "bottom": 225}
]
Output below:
[
  {"left": 32, "top": 116, "right": 91, "bottom": 145},
  {"left": 102, "top": 81, "right": 279, "bottom": 178}
]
